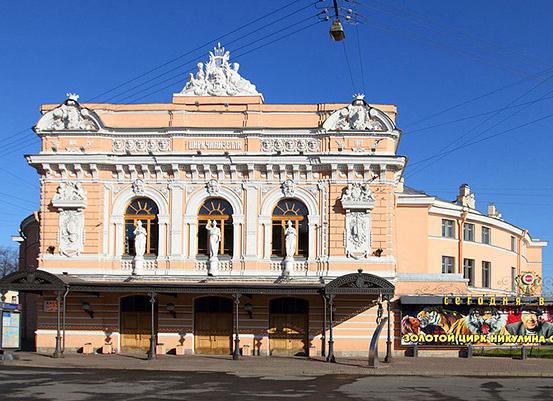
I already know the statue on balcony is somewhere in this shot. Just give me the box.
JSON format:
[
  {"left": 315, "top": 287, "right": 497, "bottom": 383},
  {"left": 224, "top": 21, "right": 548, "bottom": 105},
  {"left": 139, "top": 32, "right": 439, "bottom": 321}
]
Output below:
[
  {"left": 132, "top": 220, "right": 147, "bottom": 275},
  {"left": 283, "top": 220, "right": 297, "bottom": 277},
  {"left": 206, "top": 220, "right": 221, "bottom": 276}
]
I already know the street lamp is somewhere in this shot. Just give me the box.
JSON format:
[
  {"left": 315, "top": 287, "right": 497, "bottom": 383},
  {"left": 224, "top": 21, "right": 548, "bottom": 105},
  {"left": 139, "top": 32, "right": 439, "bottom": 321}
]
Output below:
[{"left": 329, "top": 19, "right": 345, "bottom": 41}]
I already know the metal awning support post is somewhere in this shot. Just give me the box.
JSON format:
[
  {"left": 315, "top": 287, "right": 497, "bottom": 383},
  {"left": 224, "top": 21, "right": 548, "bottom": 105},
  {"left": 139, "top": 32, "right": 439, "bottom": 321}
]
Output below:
[
  {"left": 326, "top": 294, "right": 336, "bottom": 363},
  {"left": 384, "top": 295, "right": 392, "bottom": 363},
  {"left": 62, "top": 286, "right": 69, "bottom": 355},
  {"left": 147, "top": 292, "right": 157, "bottom": 360},
  {"left": 321, "top": 294, "right": 327, "bottom": 358},
  {"left": 233, "top": 293, "right": 241, "bottom": 360},
  {"left": 53, "top": 291, "right": 63, "bottom": 358}
]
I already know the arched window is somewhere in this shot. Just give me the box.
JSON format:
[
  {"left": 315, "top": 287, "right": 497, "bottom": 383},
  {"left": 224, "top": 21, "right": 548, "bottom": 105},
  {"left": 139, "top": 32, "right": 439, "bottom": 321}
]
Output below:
[
  {"left": 272, "top": 199, "right": 308, "bottom": 258},
  {"left": 197, "top": 198, "right": 233, "bottom": 257},
  {"left": 124, "top": 198, "right": 159, "bottom": 256}
]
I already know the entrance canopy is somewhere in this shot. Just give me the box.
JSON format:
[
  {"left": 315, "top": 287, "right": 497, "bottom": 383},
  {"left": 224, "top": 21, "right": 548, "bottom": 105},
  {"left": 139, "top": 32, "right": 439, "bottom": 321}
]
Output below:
[{"left": 0, "top": 268, "right": 394, "bottom": 297}]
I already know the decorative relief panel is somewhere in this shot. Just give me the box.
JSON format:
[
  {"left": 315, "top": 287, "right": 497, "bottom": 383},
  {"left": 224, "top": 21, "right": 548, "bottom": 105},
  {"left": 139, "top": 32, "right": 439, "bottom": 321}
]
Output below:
[
  {"left": 261, "top": 138, "right": 320, "bottom": 153},
  {"left": 340, "top": 182, "right": 375, "bottom": 259},
  {"left": 112, "top": 138, "right": 171, "bottom": 154},
  {"left": 59, "top": 210, "right": 84, "bottom": 257},
  {"left": 281, "top": 179, "right": 295, "bottom": 197},
  {"left": 344, "top": 212, "right": 371, "bottom": 259}
]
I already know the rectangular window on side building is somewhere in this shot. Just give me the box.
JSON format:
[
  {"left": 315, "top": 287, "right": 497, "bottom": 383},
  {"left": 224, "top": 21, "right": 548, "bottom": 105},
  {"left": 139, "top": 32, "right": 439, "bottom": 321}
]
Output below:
[
  {"left": 511, "top": 267, "right": 516, "bottom": 292},
  {"left": 442, "top": 219, "right": 455, "bottom": 238},
  {"left": 482, "top": 226, "right": 491, "bottom": 245},
  {"left": 442, "top": 256, "right": 455, "bottom": 274},
  {"left": 463, "top": 258, "right": 475, "bottom": 286},
  {"left": 482, "top": 261, "right": 491, "bottom": 288},
  {"left": 511, "top": 236, "right": 517, "bottom": 252},
  {"left": 463, "top": 223, "right": 475, "bottom": 241}
]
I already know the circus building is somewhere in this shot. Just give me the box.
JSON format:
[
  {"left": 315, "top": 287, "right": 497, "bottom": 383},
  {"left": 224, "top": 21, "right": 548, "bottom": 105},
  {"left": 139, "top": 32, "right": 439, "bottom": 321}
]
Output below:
[{"left": 1, "top": 44, "right": 547, "bottom": 359}]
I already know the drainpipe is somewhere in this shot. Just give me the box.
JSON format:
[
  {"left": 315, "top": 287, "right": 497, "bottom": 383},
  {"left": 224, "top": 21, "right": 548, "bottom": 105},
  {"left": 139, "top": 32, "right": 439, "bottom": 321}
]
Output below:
[
  {"left": 518, "top": 229, "right": 527, "bottom": 277},
  {"left": 457, "top": 211, "right": 468, "bottom": 274}
]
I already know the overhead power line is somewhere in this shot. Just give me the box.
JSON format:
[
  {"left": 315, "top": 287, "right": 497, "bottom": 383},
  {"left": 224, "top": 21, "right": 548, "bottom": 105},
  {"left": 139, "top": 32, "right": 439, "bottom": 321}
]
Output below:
[{"left": 86, "top": 0, "right": 316, "bottom": 103}]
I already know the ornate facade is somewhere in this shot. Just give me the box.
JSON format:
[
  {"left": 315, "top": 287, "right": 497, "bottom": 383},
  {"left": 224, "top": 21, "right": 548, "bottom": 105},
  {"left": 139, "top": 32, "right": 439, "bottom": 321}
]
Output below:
[{"left": 2, "top": 45, "right": 547, "bottom": 358}]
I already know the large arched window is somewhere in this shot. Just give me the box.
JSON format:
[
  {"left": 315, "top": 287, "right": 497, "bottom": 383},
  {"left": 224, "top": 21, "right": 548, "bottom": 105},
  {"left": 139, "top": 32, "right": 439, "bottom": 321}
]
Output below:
[
  {"left": 272, "top": 199, "right": 308, "bottom": 258},
  {"left": 124, "top": 197, "right": 159, "bottom": 256},
  {"left": 197, "top": 198, "right": 234, "bottom": 257}
]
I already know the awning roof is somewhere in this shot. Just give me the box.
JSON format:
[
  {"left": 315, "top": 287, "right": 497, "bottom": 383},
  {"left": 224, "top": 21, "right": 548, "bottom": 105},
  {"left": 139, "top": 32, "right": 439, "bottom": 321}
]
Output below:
[{"left": 0, "top": 269, "right": 395, "bottom": 296}]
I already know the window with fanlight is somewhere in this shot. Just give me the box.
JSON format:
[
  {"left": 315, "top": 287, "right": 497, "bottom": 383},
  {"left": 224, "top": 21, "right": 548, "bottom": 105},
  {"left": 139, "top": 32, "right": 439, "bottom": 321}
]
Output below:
[
  {"left": 124, "top": 198, "right": 159, "bottom": 256},
  {"left": 271, "top": 199, "right": 308, "bottom": 258},
  {"left": 197, "top": 198, "right": 234, "bottom": 257}
]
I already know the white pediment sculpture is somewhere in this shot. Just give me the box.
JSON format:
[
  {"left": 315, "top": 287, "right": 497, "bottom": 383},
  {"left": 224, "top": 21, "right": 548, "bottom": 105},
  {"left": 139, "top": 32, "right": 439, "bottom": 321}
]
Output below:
[
  {"left": 323, "top": 94, "right": 393, "bottom": 132},
  {"left": 177, "top": 43, "right": 262, "bottom": 97},
  {"left": 35, "top": 93, "right": 100, "bottom": 132},
  {"left": 341, "top": 182, "right": 375, "bottom": 210},
  {"left": 52, "top": 181, "right": 87, "bottom": 209}
]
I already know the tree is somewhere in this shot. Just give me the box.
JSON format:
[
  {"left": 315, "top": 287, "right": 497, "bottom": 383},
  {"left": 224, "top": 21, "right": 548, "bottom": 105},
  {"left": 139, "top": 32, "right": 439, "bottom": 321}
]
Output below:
[{"left": 0, "top": 246, "right": 18, "bottom": 278}]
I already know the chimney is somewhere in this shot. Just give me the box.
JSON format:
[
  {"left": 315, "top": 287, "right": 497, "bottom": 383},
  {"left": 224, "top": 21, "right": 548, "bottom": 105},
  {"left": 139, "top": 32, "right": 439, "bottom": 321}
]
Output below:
[
  {"left": 456, "top": 183, "right": 475, "bottom": 209},
  {"left": 487, "top": 202, "right": 502, "bottom": 219}
]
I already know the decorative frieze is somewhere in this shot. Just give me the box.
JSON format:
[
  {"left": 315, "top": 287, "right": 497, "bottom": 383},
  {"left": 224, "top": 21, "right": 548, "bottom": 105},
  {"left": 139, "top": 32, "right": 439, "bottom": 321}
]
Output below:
[
  {"left": 261, "top": 138, "right": 320, "bottom": 153},
  {"left": 112, "top": 138, "right": 171, "bottom": 153}
]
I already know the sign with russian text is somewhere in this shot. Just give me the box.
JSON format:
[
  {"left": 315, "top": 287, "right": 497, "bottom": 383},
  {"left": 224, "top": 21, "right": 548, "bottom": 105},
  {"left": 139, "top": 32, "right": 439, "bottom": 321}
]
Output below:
[
  {"left": 401, "top": 297, "right": 553, "bottom": 346},
  {"left": 1, "top": 311, "right": 20, "bottom": 349}
]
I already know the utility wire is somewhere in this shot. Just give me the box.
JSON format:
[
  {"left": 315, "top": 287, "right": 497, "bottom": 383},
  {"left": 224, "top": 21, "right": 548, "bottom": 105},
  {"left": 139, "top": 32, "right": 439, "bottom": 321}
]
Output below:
[
  {"left": 405, "top": 111, "right": 553, "bottom": 179},
  {"left": 342, "top": 41, "right": 356, "bottom": 92},
  {"left": 356, "top": 2, "right": 542, "bottom": 78},
  {"left": 355, "top": 24, "right": 366, "bottom": 91},
  {"left": 110, "top": 11, "right": 321, "bottom": 104},
  {"left": 405, "top": 93, "right": 553, "bottom": 135},
  {"left": 85, "top": 0, "right": 311, "bottom": 102},
  {"left": 121, "top": 19, "right": 324, "bottom": 104},
  {"left": 365, "top": 0, "right": 550, "bottom": 72},
  {"left": 406, "top": 68, "right": 553, "bottom": 176}
]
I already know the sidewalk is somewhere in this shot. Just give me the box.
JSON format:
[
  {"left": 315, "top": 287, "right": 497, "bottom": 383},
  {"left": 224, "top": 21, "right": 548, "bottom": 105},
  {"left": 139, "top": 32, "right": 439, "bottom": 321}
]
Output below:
[{"left": 2, "top": 352, "right": 553, "bottom": 377}]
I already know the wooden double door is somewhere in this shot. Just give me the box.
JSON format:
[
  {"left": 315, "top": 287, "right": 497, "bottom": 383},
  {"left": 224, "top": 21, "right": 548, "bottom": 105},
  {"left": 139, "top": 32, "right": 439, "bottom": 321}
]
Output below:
[
  {"left": 269, "top": 298, "right": 309, "bottom": 357},
  {"left": 194, "top": 297, "right": 233, "bottom": 355},
  {"left": 120, "top": 295, "right": 155, "bottom": 352}
]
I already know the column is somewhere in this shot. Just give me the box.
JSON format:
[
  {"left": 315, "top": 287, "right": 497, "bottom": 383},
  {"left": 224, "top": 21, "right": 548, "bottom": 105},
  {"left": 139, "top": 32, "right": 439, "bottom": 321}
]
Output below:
[
  {"left": 233, "top": 293, "right": 241, "bottom": 360},
  {"left": 147, "top": 292, "right": 157, "bottom": 360},
  {"left": 244, "top": 185, "right": 258, "bottom": 259},
  {"left": 170, "top": 185, "right": 184, "bottom": 256},
  {"left": 326, "top": 294, "right": 336, "bottom": 363},
  {"left": 53, "top": 291, "right": 62, "bottom": 358}
]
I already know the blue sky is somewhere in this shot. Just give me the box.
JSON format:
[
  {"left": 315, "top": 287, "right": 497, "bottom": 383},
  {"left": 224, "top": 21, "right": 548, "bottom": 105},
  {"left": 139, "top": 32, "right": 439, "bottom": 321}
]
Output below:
[{"left": 0, "top": 1, "right": 551, "bottom": 277}]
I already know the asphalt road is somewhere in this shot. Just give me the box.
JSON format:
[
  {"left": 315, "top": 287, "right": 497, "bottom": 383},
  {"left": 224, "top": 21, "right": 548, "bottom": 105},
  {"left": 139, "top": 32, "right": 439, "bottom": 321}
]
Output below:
[{"left": 1, "top": 367, "right": 552, "bottom": 401}]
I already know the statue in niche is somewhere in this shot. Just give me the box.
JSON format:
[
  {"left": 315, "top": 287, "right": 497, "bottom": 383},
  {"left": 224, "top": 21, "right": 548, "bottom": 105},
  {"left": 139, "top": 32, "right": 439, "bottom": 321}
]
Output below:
[
  {"left": 207, "top": 220, "right": 221, "bottom": 259},
  {"left": 284, "top": 221, "right": 297, "bottom": 259},
  {"left": 133, "top": 221, "right": 147, "bottom": 257},
  {"left": 206, "top": 220, "right": 221, "bottom": 276}
]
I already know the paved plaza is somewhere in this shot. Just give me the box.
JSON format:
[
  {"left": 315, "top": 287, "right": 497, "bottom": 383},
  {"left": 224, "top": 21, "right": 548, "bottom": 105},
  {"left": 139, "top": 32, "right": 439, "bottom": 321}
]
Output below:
[
  {"left": 1, "top": 364, "right": 553, "bottom": 400},
  {"left": 2, "top": 353, "right": 553, "bottom": 400}
]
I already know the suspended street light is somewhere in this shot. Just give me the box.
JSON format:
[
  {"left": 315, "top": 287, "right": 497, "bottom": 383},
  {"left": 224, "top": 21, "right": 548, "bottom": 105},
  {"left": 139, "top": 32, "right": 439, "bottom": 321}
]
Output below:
[{"left": 329, "top": 0, "right": 345, "bottom": 41}]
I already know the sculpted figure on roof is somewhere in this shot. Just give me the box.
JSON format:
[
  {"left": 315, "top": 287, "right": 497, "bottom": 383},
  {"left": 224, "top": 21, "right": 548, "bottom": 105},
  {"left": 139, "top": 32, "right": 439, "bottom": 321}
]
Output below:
[
  {"left": 179, "top": 43, "right": 261, "bottom": 97},
  {"left": 323, "top": 94, "right": 391, "bottom": 132}
]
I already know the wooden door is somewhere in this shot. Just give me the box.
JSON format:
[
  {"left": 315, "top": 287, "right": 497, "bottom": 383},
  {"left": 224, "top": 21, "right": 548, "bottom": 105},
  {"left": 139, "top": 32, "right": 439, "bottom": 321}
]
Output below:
[
  {"left": 121, "top": 311, "right": 151, "bottom": 352},
  {"left": 195, "top": 312, "right": 232, "bottom": 354},
  {"left": 269, "top": 313, "right": 308, "bottom": 356}
]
